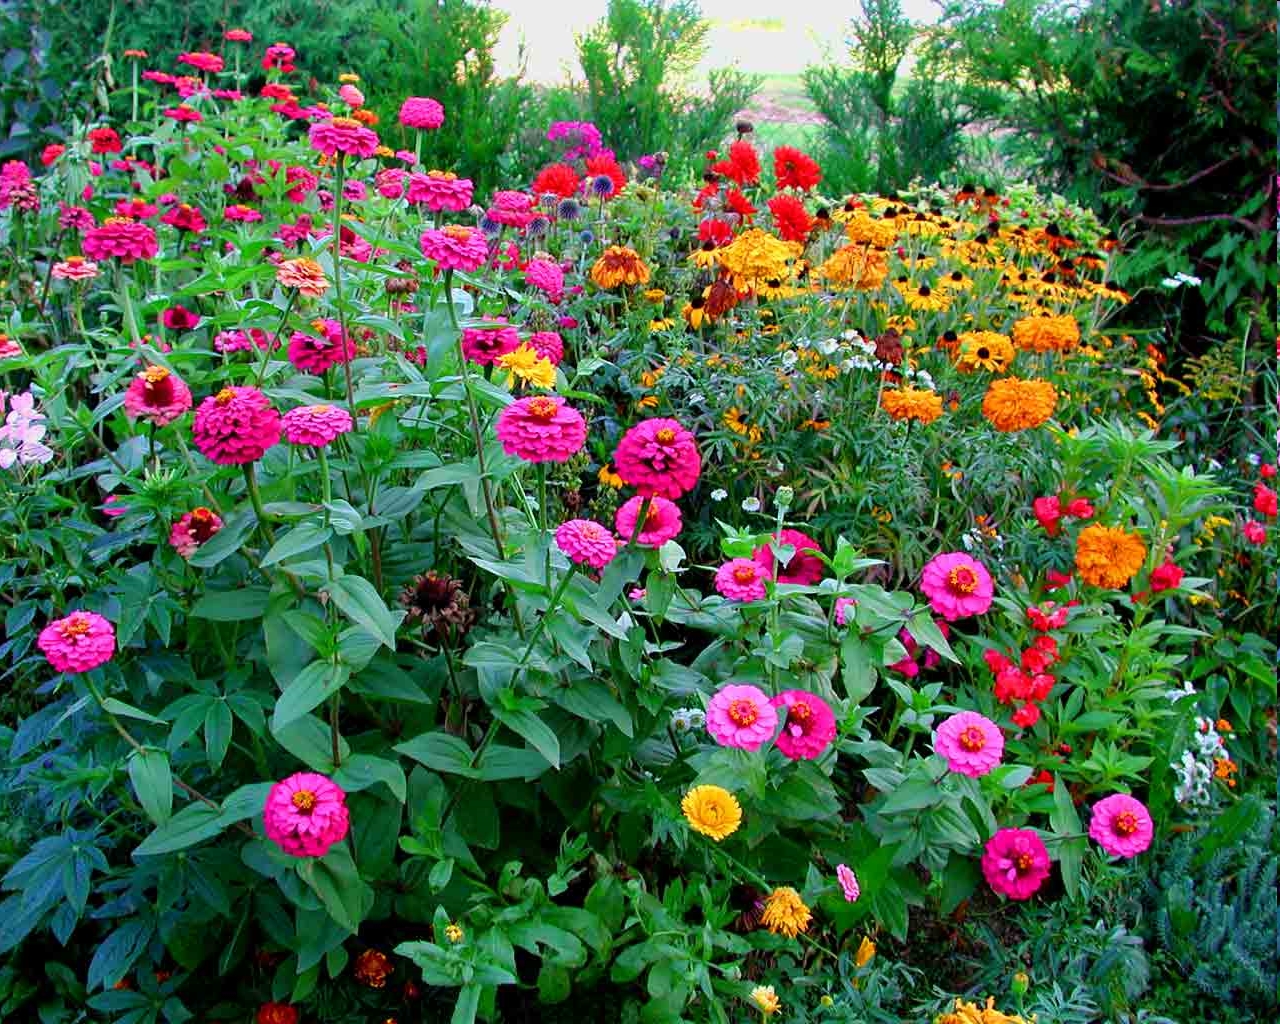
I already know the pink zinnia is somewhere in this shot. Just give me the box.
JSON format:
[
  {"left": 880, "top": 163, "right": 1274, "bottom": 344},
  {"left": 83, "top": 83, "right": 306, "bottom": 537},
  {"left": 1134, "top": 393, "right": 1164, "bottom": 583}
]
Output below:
[
  {"left": 706, "top": 683, "right": 778, "bottom": 751},
  {"left": 338, "top": 84, "right": 364, "bottom": 109},
  {"left": 933, "top": 711, "right": 1004, "bottom": 778},
  {"left": 288, "top": 326, "right": 354, "bottom": 375},
  {"left": 224, "top": 204, "right": 262, "bottom": 222},
  {"left": 52, "top": 256, "right": 100, "bottom": 282},
  {"left": 0, "top": 336, "right": 21, "bottom": 358},
  {"left": 281, "top": 404, "right": 354, "bottom": 447},
  {"left": 920, "top": 551, "right": 994, "bottom": 620},
  {"left": 494, "top": 395, "right": 586, "bottom": 463},
  {"left": 82, "top": 218, "right": 158, "bottom": 263},
  {"left": 486, "top": 190, "right": 534, "bottom": 228},
  {"left": 715, "top": 558, "right": 768, "bottom": 601},
  {"left": 308, "top": 117, "right": 379, "bottom": 159},
  {"left": 526, "top": 331, "right": 564, "bottom": 365},
  {"left": 376, "top": 168, "right": 406, "bottom": 199},
  {"left": 169, "top": 507, "right": 223, "bottom": 558},
  {"left": 123, "top": 366, "right": 193, "bottom": 427},
  {"left": 178, "top": 51, "right": 224, "bottom": 73},
  {"left": 192, "top": 386, "right": 281, "bottom": 464},
  {"left": 614, "top": 418, "right": 701, "bottom": 499},
  {"left": 555, "top": 518, "right": 617, "bottom": 569},
  {"left": 420, "top": 224, "right": 487, "bottom": 272},
  {"left": 58, "top": 203, "right": 95, "bottom": 231},
  {"left": 525, "top": 259, "right": 565, "bottom": 303},
  {"left": 461, "top": 320, "right": 520, "bottom": 366},
  {"left": 836, "top": 863, "right": 860, "bottom": 902},
  {"left": 225, "top": 28, "right": 253, "bottom": 42},
  {"left": 1243, "top": 520, "right": 1267, "bottom": 545},
  {"left": 161, "top": 305, "right": 201, "bottom": 331},
  {"left": 771, "top": 689, "right": 837, "bottom": 761},
  {"left": 37, "top": 611, "right": 116, "bottom": 673},
  {"left": 835, "top": 597, "right": 857, "bottom": 627},
  {"left": 752, "top": 528, "right": 824, "bottom": 585},
  {"left": 263, "top": 772, "right": 350, "bottom": 857},
  {"left": 982, "top": 828, "right": 1051, "bottom": 900},
  {"left": 406, "top": 171, "right": 473, "bottom": 211},
  {"left": 399, "top": 96, "right": 445, "bottom": 129},
  {"left": 160, "top": 204, "right": 207, "bottom": 234},
  {"left": 614, "top": 495, "right": 682, "bottom": 548},
  {"left": 1088, "top": 793, "right": 1153, "bottom": 859}
]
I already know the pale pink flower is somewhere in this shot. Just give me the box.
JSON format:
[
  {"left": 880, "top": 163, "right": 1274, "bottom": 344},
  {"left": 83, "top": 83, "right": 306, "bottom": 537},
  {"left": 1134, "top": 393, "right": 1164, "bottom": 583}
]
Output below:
[
  {"left": 933, "top": 711, "right": 1004, "bottom": 777},
  {"left": 1088, "top": 793, "right": 1153, "bottom": 859},
  {"left": 706, "top": 684, "right": 778, "bottom": 751},
  {"left": 555, "top": 519, "right": 617, "bottom": 569},
  {"left": 836, "top": 864, "right": 860, "bottom": 902}
]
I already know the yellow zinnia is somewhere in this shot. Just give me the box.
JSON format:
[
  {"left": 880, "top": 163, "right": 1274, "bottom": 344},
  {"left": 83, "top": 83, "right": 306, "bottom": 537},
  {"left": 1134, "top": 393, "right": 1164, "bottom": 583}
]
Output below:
[
  {"left": 1074, "top": 523, "right": 1147, "bottom": 589},
  {"left": 819, "top": 244, "right": 888, "bottom": 290},
  {"left": 495, "top": 343, "right": 556, "bottom": 390},
  {"left": 936, "top": 995, "right": 1033, "bottom": 1024},
  {"left": 715, "top": 228, "right": 801, "bottom": 291},
  {"left": 761, "top": 886, "right": 812, "bottom": 938},
  {"left": 750, "top": 985, "right": 781, "bottom": 1016},
  {"left": 681, "top": 785, "right": 742, "bottom": 841},
  {"left": 981, "top": 377, "right": 1057, "bottom": 432}
]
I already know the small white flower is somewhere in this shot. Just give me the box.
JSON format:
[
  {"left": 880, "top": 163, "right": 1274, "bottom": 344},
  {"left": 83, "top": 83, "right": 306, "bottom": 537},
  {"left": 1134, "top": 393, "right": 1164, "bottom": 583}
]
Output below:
[
  {"left": 818, "top": 338, "right": 838, "bottom": 355},
  {"left": 688, "top": 392, "right": 705, "bottom": 405},
  {"left": 1160, "top": 277, "right": 1182, "bottom": 289},
  {"left": 710, "top": 488, "right": 727, "bottom": 502},
  {"left": 741, "top": 496, "right": 761, "bottom": 512},
  {"left": 780, "top": 350, "right": 798, "bottom": 368},
  {"left": 1175, "top": 271, "right": 1202, "bottom": 287},
  {"left": 1246, "top": 452, "right": 1261, "bottom": 466}
]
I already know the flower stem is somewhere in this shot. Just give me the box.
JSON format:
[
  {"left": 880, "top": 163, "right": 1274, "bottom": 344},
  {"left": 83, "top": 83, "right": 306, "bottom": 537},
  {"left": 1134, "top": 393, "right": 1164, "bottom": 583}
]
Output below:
[
  {"left": 331, "top": 156, "right": 358, "bottom": 426},
  {"left": 243, "top": 462, "right": 277, "bottom": 545},
  {"left": 255, "top": 287, "right": 298, "bottom": 387},
  {"left": 518, "top": 566, "right": 576, "bottom": 669}
]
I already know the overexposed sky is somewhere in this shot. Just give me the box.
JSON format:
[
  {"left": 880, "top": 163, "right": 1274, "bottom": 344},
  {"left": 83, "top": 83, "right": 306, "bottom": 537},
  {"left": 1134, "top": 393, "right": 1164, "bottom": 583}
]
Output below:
[{"left": 493, "top": 0, "right": 942, "bottom": 83}]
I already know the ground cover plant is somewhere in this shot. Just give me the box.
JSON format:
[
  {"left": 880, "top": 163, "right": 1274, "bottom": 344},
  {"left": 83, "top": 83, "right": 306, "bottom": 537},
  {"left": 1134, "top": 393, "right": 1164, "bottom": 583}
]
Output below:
[{"left": 0, "top": 31, "right": 1275, "bottom": 1024}]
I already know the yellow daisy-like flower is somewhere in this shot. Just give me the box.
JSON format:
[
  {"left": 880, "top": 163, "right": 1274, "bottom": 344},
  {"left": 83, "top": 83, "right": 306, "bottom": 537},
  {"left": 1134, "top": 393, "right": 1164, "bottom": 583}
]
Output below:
[
  {"left": 894, "top": 281, "right": 952, "bottom": 313},
  {"left": 495, "top": 343, "right": 556, "bottom": 390},
  {"left": 590, "top": 246, "right": 650, "bottom": 289},
  {"left": 854, "top": 935, "right": 876, "bottom": 967},
  {"left": 681, "top": 785, "right": 742, "bottom": 842},
  {"left": 715, "top": 228, "right": 801, "bottom": 291},
  {"left": 597, "top": 463, "right": 624, "bottom": 489},
  {"left": 643, "top": 288, "right": 667, "bottom": 302},
  {"left": 1074, "top": 523, "right": 1147, "bottom": 589},
  {"left": 881, "top": 387, "right": 944, "bottom": 425},
  {"left": 750, "top": 985, "right": 781, "bottom": 1016},
  {"left": 338, "top": 72, "right": 361, "bottom": 83},
  {"left": 444, "top": 923, "right": 464, "bottom": 944},
  {"left": 981, "top": 377, "right": 1058, "bottom": 432},
  {"left": 935, "top": 995, "right": 1033, "bottom": 1024},
  {"left": 1011, "top": 313, "right": 1080, "bottom": 353},
  {"left": 760, "top": 886, "right": 812, "bottom": 938},
  {"left": 955, "top": 331, "right": 1015, "bottom": 373}
]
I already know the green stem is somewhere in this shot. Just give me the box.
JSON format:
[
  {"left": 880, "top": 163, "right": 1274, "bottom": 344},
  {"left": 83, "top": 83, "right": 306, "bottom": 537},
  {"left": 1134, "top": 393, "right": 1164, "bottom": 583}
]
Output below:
[
  {"left": 116, "top": 264, "right": 142, "bottom": 347},
  {"left": 243, "top": 462, "right": 277, "bottom": 545},
  {"left": 518, "top": 567, "right": 576, "bottom": 669},
  {"left": 331, "top": 156, "right": 358, "bottom": 425},
  {"left": 255, "top": 288, "right": 298, "bottom": 387},
  {"left": 317, "top": 445, "right": 333, "bottom": 525}
]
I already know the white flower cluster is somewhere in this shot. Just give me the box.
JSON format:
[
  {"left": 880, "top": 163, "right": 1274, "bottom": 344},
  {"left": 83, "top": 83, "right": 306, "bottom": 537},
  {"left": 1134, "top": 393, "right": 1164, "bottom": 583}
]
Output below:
[
  {"left": 1171, "top": 715, "right": 1229, "bottom": 807},
  {"left": 670, "top": 707, "right": 706, "bottom": 733},
  {"left": 1160, "top": 271, "right": 1202, "bottom": 289}
]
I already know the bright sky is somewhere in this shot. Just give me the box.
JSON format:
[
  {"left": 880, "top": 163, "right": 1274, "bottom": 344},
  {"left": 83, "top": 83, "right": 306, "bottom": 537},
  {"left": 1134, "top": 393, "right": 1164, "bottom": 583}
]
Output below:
[{"left": 493, "top": 0, "right": 942, "bottom": 83}]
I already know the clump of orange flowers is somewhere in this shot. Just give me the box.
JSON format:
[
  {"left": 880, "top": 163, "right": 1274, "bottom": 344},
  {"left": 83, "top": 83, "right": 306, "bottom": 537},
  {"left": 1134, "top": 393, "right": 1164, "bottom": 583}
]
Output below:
[
  {"left": 881, "top": 386, "right": 943, "bottom": 425},
  {"left": 590, "top": 246, "right": 650, "bottom": 289},
  {"left": 981, "top": 377, "right": 1057, "bottom": 431},
  {"left": 1011, "top": 313, "right": 1081, "bottom": 353},
  {"left": 1074, "top": 523, "right": 1147, "bottom": 588}
]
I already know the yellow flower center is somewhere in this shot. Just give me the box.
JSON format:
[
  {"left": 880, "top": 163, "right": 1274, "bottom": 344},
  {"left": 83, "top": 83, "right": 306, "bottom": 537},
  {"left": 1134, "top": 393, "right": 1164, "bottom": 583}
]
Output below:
[
  {"left": 727, "top": 699, "right": 758, "bottom": 727},
  {"left": 959, "top": 725, "right": 986, "bottom": 752},
  {"left": 655, "top": 427, "right": 676, "bottom": 444},
  {"left": 948, "top": 565, "right": 978, "bottom": 593},
  {"left": 1014, "top": 852, "right": 1033, "bottom": 872},
  {"left": 215, "top": 387, "right": 236, "bottom": 405},
  {"left": 788, "top": 701, "right": 812, "bottom": 724},
  {"left": 442, "top": 224, "right": 472, "bottom": 241},
  {"left": 429, "top": 170, "right": 457, "bottom": 181},
  {"left": 526, "top": 396, "right": 558, "bottom": 420},
  {"left": 330, "top": 116, "right": 362, "bottom": 130},
  {"left": 1114, "top": 811, "right": 1138, "bottom": 836},
  {"left": 313, "top": 404, "right": 332, "bottom": 414},
  {"left": 732, "top": 565, "right": 757, "bottom": 584},
  {"left": 291, "top": 790, "right": 317, "bottom": 812},
  {"left": 59, "top": 615, "right": 91, "bottom": 639}
]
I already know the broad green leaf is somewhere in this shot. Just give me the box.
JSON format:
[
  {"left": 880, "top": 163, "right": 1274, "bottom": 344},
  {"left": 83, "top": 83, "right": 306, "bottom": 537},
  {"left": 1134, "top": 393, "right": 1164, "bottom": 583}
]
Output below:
[
  {"left": 186, "top": 510, "right": 257, "bottom": 568},
  {"left": 493, "top": 708, "right": 560, "bottom": 768},
  {"left": 191, "top": 587, "right": 272, "bottom": 622},
  {"left": 127, "top": 748, "right": 173, "bottom": 824},
  {"left": 261, "top": 523, "right": 333, "bottom": 566},
  {"left": 327, "top": 574, "right": 403, "bottom": 649},
  {"left": 271, "top": 661, "right": 350, "bottom": 733},
  {"left": 395, "top": 731, "right": 479, "bottom": 778}
]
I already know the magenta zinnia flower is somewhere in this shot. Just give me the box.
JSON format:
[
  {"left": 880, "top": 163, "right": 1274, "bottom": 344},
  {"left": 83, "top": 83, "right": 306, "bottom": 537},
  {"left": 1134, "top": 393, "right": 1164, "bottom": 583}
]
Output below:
[
  {"left": 486, "top": 190, "right": 534, "bottom": 228},
  {"left": 752, "top": 528, "right": 824, "bottom": 585},
  {"left": 399, "top": 96, "right": 445, "bottom": 129},
  {"left": 82, "top": 218, "right": 158, "bottom": 263},
  {"left": 287, "top": 326, "right": 355, "bottom": 375},
  {"left": 192, "top": 386, "right": 281, "bottom": 465},
  {"left": 920, "top": 551, "right": 994, "bottom": 620},
  {"left": 263, "top": 771, "right": 350, "bottom": 857},
  {"left": 715, "top": 558, "right": 768, "bottom": 601},
  {"left": 771, "top": 689, "right": 837, "bottom": 760},
  {"left": 982, "top": 828, "right": 1051, "bottom": 900},
  {"left": 933, "top": 711, "right": 1004, "bottom": 778},
  {"left": 835, "top": 597, "right": 857, "bottom": 627},
  {"left": 614, "top": 418, "right": 701, "bottom": 499},
  {"left": 420, "top": 224, "right": 487, "bottom": 272},
  {"left": 161, "top": 305, "right": 201, "bottom": 331},
  {"left": 1088, "top": 793, "right": 1153, "bottom": 859},
  {"left": 526, "top": 330, "right": 564, "bottom": 365},
  {"left": 406, "top": 170, "right": 473, "bottom": 211},
  {"left": 495, "top": 396, "right": 586, "bottom": 463},
  {"left": 169, "top": 507, "right": 223, "bottom": 558},
  {"left": 555, "top": 519, "right": 617, "bottom": 569},
  {"left": 525, "top": 260, "right": 565, "bottom": 303},
  {"left": 706, "top": 683, "right": 778, "bottom": 751},
  {"left": 614, "top": 495, "right": 682, "bottom": 548},
  {"left": 282, "top": 404, "right": 354, "bottom": 447},
  {"left": 123, "top": 366, "right": 193, "bottom": 426},
  {"left": 461, "top": 321, "right": 520, "bottom": 366},
  {"left": 37, "top": 610, "right": 116, "bottom": 673},
  {"left": 308, "top": 117, "right": 379, "bottom": 159},
  {"left": 836, "top": 863, "right": 860, "bottom": 902}
]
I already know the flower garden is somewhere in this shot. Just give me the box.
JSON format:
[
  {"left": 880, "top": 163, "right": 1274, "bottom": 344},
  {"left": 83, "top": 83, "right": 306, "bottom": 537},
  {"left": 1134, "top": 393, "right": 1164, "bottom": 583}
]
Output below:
[{"left": 0, "top": 29, "right": 1276, "bottom": 1024}]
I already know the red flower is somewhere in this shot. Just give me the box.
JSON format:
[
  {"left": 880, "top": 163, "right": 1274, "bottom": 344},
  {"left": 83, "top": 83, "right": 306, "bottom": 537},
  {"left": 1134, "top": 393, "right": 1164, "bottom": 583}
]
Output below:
[
  {"left": 698, "top": 218, "right": 733, "bottom": 247},
  {"left": 1025, "top": 769, "right": 1055, "bottom": 792},
  {"left": 773, "top": 146, "right": 821, "bottom": 190},
  {"left": 161, "top": 305, "right": 200, "bottom": 331},
  {"left": 160, "top": 204, "right": 207, "bottom": 233},
  {"left": 1011, "top": 703, "right": 1040, "bottom": 728},
  {"left": 1253, "top": 482, "right": 1277, "bottom": 518},
  {"left": 1027, "top": 602, "right": 1068, "bottom": 631},
  {"left": 1260, "top": 462, "right": 1277, "bottom": 479},
  {"left": 530, "top": 162, "right": 581, "bottom": 199},
  {"left": 1065, "top": 496, "right": 1094, "bottom": 519},
  {"left": 41, "top": 144, "right": 65, "bottom": 166},
  {"left": 711, "top": 140, "right": 761, "bottom": 187},
  {"left": 725, "top": 189, "right": 756, "bottom": 218},
  {"left": 88, "top": 126, "right": 122, "bottom": 154},
  {"left": 1149, "top": 560, "right": 1184, "bottom": 592},
  {"left": 1045, "top": 569, "right": 1073, "bottom": 591},
  {"left": 1032, "top": 495, "right": 1061, "bottom": 535},
  {"left": 767, "top": 194, "right": 812, "bottom": 243},
  {"left": 584, "top": 154, "right": 626, "bottom": 199}
]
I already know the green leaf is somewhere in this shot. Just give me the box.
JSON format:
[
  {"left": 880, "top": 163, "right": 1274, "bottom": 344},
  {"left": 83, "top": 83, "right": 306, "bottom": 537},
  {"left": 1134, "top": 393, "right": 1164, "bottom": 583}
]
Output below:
[
  {"left": 840, "top": 633, "right": 876, "bottom": 702},
  {"left": 128, "top": 748, "right": 173, "bottom": 825},
  {"left": 333, "top": 753, "right": 407, "bottom": 802},
  {"left": 553, "top": 680, "right": 633, "bottom": 737},
  {"left": 297, "top": 847, "right": 373, "bottom": 933},
  {"left": 452, "top": 984, "right": 482, "bottom": 1024},
  {"left": 395, "top": 731, "right": 479, "bottom": 778},
  {"left": 132, "top": 804, "right": 225, "bottom": 858},
  {"left": 191, "top": 587, "right": 272, "bottom": 621},
  {"left": 493, "top": 708, "right": 560, "bottom": 768},
  {"left": 908, "top": 610, "right": 958, "bottom": 662},
  {"left": 261, "top": 523, "right": 333, "bottom": 567},
  {"left": 271, "top": 661, "right": 350, "bottom": 733},
  {"left": 101, "top": 698, "right": 168, "bottom": 726},
  {"left": 219, "top": 782, "right": 274, "bottom": 824},
  {"left": 477, "top": 744, "right": 553, "bottom": 781},
  {"left": 186, "top": 510, "right": 257, "bottom": 568},
  {"left": 326, "top": 574, "right": 404, "bottom": 649}
]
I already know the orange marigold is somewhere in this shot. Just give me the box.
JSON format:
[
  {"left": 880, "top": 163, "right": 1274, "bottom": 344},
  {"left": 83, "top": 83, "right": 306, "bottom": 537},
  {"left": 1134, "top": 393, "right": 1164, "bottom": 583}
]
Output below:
[
  {"left": 1011, "top": 314, "right": 1080, "bottom": 353},
  {"left": 881, "top": 387, "right": 943, "bottom": 424},
  {"left": 819, "top": 244, "right": 887, "bottom": 290},
  {"left": 981, "top": 377, "right": 1057, "bottom": 432},
  {"left": 590, "top": 246, "right": 650, "bottom": 289},
  {"left": 1075, "top": 523, "right": 1147, "bottom": 589},
  {"left": 760, "top": 887, "right": 812, "bottom": 938}
]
